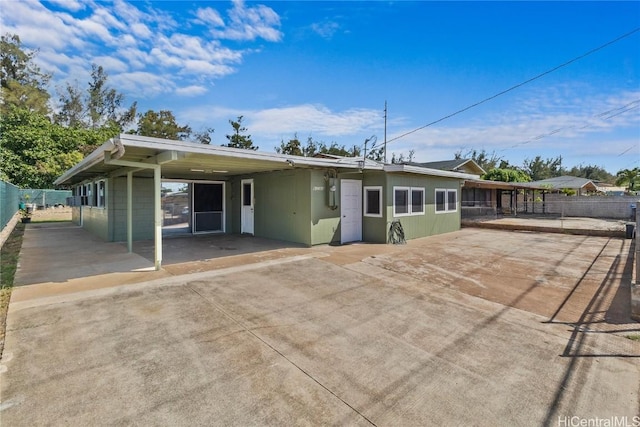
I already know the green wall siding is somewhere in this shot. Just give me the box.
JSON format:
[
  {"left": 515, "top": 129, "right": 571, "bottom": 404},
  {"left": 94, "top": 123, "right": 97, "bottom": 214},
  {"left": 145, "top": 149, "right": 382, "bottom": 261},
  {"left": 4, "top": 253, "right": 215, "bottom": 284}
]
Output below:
[
  {"left": 110, "top": 177, "right": 155, "bottom": 241},
  {"left": 385, "top": 173, "right": 461, "bottom": 241},
  {"left": 230, "top": 169, "right": 343, "bottom": 246},
  {"left": 362, "top": 171, "right": 387, "bottom": 243},
  {"left": 310, "top": 170, "right": 341, "bottom": 245},
  {"left": 75, "top": 167, "right": 461, "bottom": 246},
  {"left": 82, "top": 205, "right": 110, "bottom": 241},
  {"left": 247, "top": 169, "right": 311, "bottom": 245}
]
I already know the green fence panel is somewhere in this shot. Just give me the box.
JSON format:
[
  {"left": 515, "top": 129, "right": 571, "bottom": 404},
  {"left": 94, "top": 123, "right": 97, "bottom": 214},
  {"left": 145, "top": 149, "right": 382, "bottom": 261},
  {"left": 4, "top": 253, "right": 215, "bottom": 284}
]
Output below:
[
  {"left": 1, "top": 182, "right": 73, "bottom": 231},
  {"left": 1, "top": 180, "right": 21, "bottom": 231},
  {"left": 19, "top": 189, "right": 72, "bottom": 207}
]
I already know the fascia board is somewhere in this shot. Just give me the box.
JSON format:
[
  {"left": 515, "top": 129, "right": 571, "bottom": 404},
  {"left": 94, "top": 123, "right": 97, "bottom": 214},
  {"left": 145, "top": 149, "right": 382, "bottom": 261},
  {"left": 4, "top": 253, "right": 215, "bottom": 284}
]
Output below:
[
  {"left": 117, "top": 134, "right": 375, "bottom": 170},
  {"left": 384, "top": 164, "right": 478, "bottom": 180}
]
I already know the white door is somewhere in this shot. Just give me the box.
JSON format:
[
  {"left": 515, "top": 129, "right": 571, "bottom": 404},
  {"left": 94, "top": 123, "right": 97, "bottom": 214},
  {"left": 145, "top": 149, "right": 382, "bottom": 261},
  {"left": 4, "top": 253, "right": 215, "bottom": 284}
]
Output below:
[
  {"left": 241, "top": 179, "right": 254, "bottom": 234},
  {"left": 340, "top": 179, "right": 362, "bottom": 244}
]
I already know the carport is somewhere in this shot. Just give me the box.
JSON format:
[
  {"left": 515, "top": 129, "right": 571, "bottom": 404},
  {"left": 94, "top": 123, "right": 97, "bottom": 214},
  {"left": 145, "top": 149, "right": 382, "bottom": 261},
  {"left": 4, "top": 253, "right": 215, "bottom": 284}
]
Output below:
[
  {"left": 54, "top": 134, "right": 368, "bottom": 270},
  {"left": 462, "top": 178, "right": 549, "bottom": 217}
]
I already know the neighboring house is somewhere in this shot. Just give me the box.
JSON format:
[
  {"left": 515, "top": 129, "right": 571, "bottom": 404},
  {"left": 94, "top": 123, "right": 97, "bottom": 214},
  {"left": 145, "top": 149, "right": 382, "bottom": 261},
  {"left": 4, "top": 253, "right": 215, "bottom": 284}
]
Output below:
[
  {"left": 520, "top": 176, "right": 598, "bottom": 195},
  {"left": 405, "top": 159, "right": 486, "bottom": 176},
  {"left": 595, "top": 183, "right": 626, "bottom": 196},
  {"left": 54, "top": 134, "right": 476, "bottom": 269}
]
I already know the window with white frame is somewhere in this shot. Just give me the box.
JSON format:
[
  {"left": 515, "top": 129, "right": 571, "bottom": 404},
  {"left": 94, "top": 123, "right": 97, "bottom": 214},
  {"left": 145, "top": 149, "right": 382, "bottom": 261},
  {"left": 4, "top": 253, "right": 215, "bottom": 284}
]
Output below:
[
  {"left": 435, "top": 189, "right": 458, "bottom": 213},
  {"left": 394, "top": 186, "right": 425, "bottom": 216},
  {"left": 364, "top": 186, "right": 382, "bottom": 217}
]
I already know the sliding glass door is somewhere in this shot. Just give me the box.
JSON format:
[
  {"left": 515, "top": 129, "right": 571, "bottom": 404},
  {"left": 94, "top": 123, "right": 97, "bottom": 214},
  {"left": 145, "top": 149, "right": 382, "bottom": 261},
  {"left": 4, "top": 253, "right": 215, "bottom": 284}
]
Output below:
[{"left": 193, "top": 182, "right": 224, "bottom": 233}]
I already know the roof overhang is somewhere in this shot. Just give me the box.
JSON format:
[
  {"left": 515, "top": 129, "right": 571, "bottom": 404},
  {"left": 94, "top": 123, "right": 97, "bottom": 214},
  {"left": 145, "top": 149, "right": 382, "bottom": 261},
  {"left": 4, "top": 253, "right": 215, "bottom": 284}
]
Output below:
[
  {"left": 54, "top": 134, "right": 377, "bottom": 186},
  {"left": 464, "top": 179, "right": 550, "bottom": 191}
]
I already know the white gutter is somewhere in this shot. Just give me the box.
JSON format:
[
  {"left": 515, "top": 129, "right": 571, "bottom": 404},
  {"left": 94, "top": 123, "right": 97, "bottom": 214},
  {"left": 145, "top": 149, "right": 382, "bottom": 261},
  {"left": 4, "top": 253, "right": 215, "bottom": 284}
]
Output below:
[{"left": 384, "top": 164, "right": 479, "bottom": 180}]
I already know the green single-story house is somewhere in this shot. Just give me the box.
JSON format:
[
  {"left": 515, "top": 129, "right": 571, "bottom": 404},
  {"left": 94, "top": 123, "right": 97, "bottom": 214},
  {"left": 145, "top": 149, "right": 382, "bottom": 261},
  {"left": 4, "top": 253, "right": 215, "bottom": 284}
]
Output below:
[{"left": 54, "top": 134, "right": 478, "bottom": 269}]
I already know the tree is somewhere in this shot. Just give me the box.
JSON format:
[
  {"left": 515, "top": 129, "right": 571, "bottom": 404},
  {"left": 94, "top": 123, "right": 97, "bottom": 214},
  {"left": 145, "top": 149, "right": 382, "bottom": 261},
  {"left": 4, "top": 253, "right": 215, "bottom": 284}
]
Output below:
[
  {"left": 224, "top": 116, "right": 258, "bottom": 150},
  {"left": 276, "top": 133, "right": 303, "bottom": 156},
  {"left": 0, "top": 107, "right": 119, "bottom": 188},
  {"left": 566, "top": 164, "right": 614, "bottom": 183},
  {"left": 522, "top": 155, "right": 563, "bottom": 181},
  {"left": 391, "top": 150, "right": 416, "bottom": 164},
  {"left": 0, "top": 33, "right": 51, "bottom": 115},
  {"left": 193, "top": 127, "right": 215, "bottom": 144},
  {"left": 615, "top": 168, "right": 639, "bottom": 192},
  {"left": 55, "top": 64, "right": 137, "bottom": 130},
  {"left": 455, "top": 149, "right": 503, "bottom": 171},
  {"left": 132, "top": 110, "right": 192, "bottom": 140},
  {"left": 366, "top": 146, "right": 384, "bottom": 161},
  {"left": 482, "top": 168, "right": 531, "bottom": 182},
  {"left": 54, "top": 82, "right": 85, "bottom": 128}
]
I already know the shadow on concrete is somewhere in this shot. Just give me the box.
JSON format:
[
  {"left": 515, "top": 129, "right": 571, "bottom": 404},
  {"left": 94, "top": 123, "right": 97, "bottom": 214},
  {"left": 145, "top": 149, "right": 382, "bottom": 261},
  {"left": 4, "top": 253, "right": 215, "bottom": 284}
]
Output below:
[
  {"left": 14, "top": 223, "right": 306, "bottom": 286},
  {"left": 605, "top": 239, "right": 635, "bottom": 324},
  {"left": 133, "top": 233, "right": 306, "bottom": 267},
  {"left": 542, "top": 239, "right": 640, "bottom": 427}
]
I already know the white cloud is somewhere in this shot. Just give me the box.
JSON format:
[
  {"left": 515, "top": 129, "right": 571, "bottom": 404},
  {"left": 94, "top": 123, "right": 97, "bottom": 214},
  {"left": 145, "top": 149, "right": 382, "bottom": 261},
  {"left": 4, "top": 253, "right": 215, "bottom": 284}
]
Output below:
[
  {"left": 149, "top": 34, "right": 243, "bottom": 76},
  {"left": 310, "top": 21, "right": 340, "bottom": 39},
  {"left": 383, "top": 87, "right": 640, "bottom": 168},
  {"left": 110, "top": 72, "right": 175, "bottom": 97},
  {"left": 209, "top": 0, "right": 282, "bottom": 42},
  {"left": 46, "top": 0, "right": 86, "bottom": 12},
  {"left": 92, "top": 56, "right": 129, "bottom": 73},
  {"left": 175, "top": 85, "right": 208, "bottom": 97},
  {"left": 1, "top": 0, "right": 279, "bottom": 94},
  {"left": 194, "top": 7, "right": 225, "bottom": 27},
  {"left": 248, "top": 104, "right": 383, "bottom": 137},
  {"left": 130, "top": 22, "right": 152, "bottom": 39}
]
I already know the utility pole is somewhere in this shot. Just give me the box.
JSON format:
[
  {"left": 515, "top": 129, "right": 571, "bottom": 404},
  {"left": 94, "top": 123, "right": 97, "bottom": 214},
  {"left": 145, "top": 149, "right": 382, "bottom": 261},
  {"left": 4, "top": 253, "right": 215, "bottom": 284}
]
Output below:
[{"left": 384, "top": 101, "right": 388, "bottom": 163}]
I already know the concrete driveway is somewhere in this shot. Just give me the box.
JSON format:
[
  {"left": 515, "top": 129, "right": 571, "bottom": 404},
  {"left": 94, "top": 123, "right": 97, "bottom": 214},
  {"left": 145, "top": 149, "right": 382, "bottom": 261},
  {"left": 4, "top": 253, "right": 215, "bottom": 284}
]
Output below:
[{"left": 1, "top": 227, "right": 639, "bottom": 425}]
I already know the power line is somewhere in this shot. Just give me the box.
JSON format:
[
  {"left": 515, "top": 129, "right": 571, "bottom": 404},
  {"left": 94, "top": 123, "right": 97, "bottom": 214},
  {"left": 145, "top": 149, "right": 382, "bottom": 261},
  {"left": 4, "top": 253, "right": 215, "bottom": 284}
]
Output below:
[
  {"left": 504, "top": 99, "right": 640, "bottom": 150},
  {"left": 374, "top": 27, "right": 640, "bottom": 150}
]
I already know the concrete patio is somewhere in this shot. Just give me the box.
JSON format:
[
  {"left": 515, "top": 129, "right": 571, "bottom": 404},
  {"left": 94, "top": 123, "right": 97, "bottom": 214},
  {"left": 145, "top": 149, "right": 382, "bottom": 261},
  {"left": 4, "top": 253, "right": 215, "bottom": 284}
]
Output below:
[{"left": 2, "top": 222, "right": 638, "bottom": 425}]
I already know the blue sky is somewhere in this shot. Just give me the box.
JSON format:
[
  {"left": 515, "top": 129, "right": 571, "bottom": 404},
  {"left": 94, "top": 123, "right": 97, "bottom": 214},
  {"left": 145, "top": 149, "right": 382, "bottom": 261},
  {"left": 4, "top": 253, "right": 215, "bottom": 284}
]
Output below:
[{"left": 2, "top": 0, "right": 639, "bottom": 174}]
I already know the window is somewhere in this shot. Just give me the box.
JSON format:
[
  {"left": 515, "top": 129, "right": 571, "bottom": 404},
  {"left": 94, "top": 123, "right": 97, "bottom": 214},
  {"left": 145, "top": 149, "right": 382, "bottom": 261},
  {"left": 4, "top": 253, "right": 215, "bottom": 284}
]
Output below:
[
  {"left": 97, "top": 180, "right": 105, "bottom": 208},
  {"left": 364, "top": 186, "right": 382, "bottom": 217},
  {"left": 394, "top": 186, "right": 424, "bottom": 217},
  {"left": 436, "top": 189, "right": 458, "bottom": 213},
  {"left": 84, "top": 184, "right": 92, "bottom": 206},
  {"left": 447, "top": 189, "right": 457, "bottom": 211},
  {"left": 411, "top": 188, "right": 424, "bottom": 214}
]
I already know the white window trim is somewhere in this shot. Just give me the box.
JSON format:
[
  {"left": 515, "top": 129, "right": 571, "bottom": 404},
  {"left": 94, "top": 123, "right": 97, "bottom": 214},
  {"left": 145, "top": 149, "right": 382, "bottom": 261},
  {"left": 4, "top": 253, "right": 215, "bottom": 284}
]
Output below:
[
  {"left": 435, "top": 188, "right": 458, "bottom": 214},
  {"left": 363, "top": 186, "right": 383, "bottom": 218},
  {"left": 393, "top": 186, "right": 425, "bottom": 217}
]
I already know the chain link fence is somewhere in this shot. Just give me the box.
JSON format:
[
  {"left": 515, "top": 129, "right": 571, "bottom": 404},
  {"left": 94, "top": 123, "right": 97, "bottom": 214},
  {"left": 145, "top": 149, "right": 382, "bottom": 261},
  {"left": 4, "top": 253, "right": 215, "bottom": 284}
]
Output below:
[{"left": 0, "top": 180, "right": 72, "bottom": 231}]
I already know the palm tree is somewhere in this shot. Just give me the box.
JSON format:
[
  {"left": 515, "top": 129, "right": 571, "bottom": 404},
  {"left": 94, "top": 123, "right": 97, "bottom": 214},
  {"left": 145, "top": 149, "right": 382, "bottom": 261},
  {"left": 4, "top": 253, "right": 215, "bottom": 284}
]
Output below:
[{"left": 615, "top": 167, "right": 639, "bottom": 192}]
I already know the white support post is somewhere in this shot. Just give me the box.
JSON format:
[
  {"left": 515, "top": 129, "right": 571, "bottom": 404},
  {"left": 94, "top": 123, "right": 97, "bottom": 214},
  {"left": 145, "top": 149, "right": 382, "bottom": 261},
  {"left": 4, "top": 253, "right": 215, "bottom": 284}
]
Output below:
[
  {"left": 154, "top": 166, "right": 162, "bottom": 270},
  {"left": 127, "top": 171, "right": 133, "bottom": 253}
]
